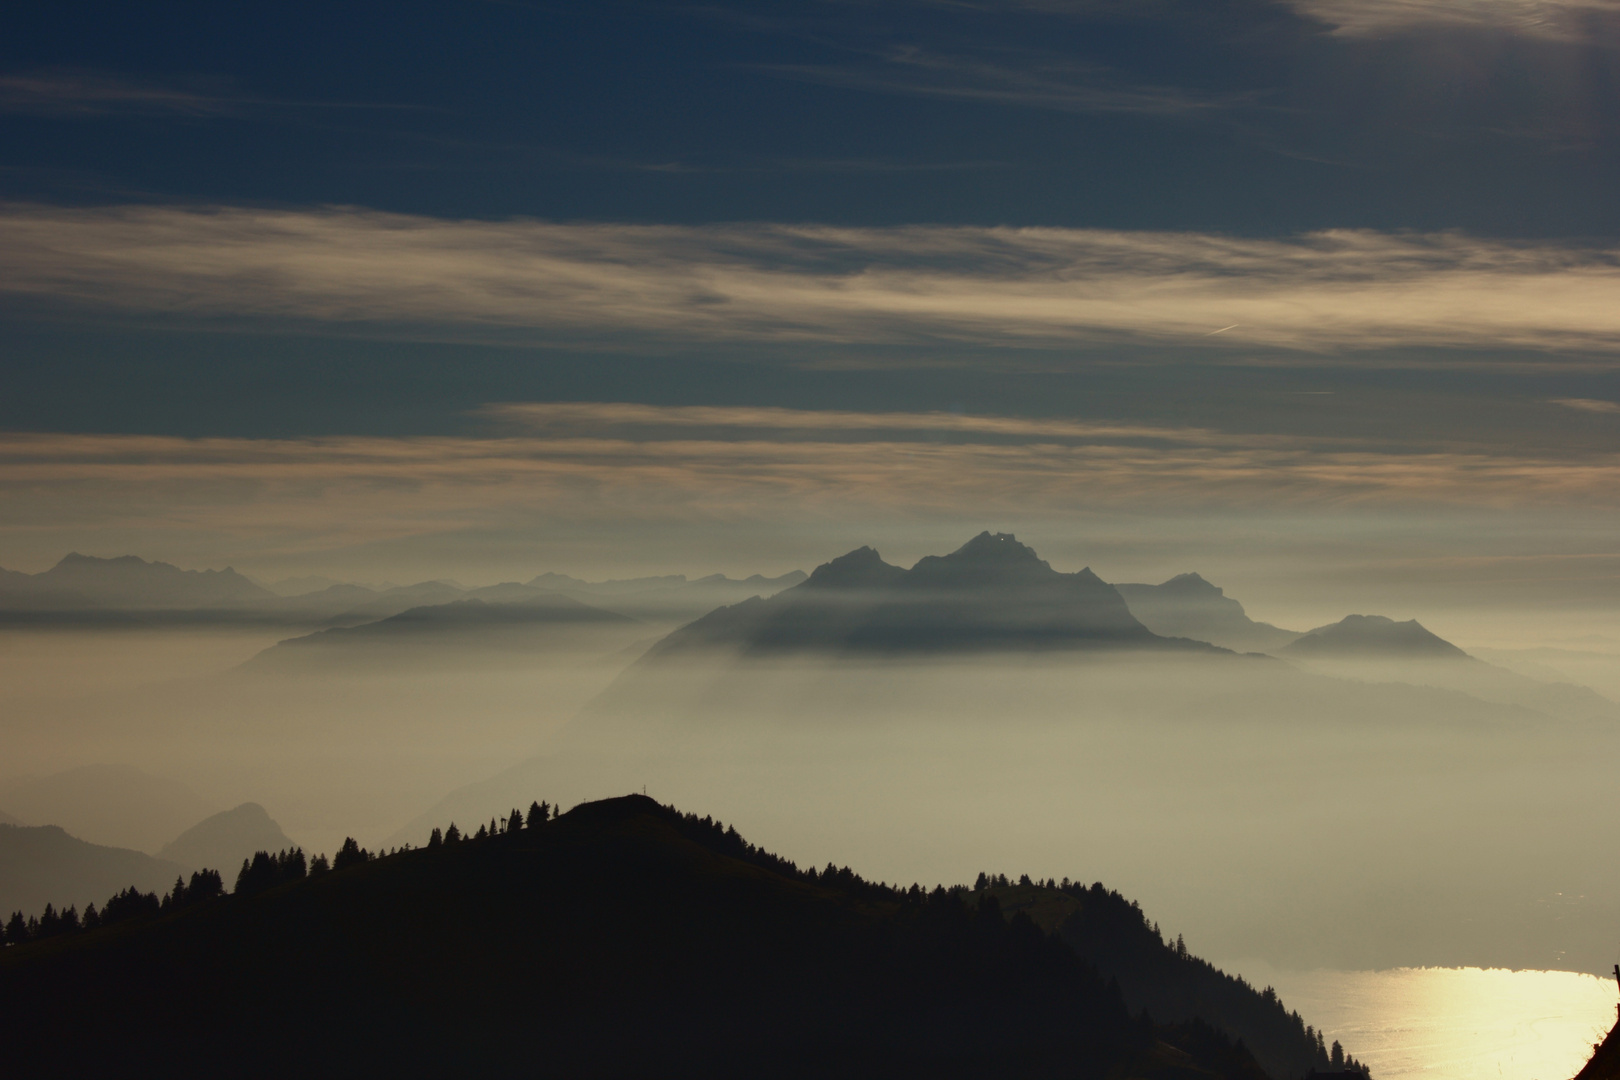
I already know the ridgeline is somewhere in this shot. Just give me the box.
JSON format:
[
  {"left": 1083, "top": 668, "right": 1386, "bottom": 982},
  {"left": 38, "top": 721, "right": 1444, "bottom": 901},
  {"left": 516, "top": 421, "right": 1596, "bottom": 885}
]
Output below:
[{"left": 0, "top": 794, "right": 1357, "bottom": 1079}]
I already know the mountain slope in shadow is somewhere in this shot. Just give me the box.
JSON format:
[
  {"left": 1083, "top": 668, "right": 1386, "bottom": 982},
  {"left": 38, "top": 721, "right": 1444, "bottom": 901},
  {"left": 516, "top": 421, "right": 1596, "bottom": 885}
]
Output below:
[
  {"left": 244, "top": 592, "right": 643, "bottom": 671},
  {"left": 530, "top": 570, "right": 808, "bottom": 627},
  {"left": 645, "top": 532, "right": 1208, "bottom": 658},
  {"left": 1116, "top": 574, "right": 1300, "bottom": 653},
  {"left": 0, "top": 795, "right": 1274, "bottom": 1080}
]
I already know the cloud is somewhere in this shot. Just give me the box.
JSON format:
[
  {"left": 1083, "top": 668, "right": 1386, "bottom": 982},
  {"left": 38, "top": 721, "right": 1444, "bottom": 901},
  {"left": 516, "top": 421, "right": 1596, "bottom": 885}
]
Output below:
[
  {"left": 752, "top": 46, "right": 1238, "bottom": 116},
  {"left": 0, "top": 68, "right": 434, "bottom": 119},
  {"left": 1287, "top": 0, "right": 1620, "bottom": 38},
  {"left": 0, "top": 70, "right": 236, "bottom": 117},
  {"left": 3, "top": 204, "right": 1620, "bottom": 357},
  {"left": 4, "top": 406, "right": 1618, "bottom": 581},
  {"left": 1551, "top": 397, "right": 1620, "bottom": 413}
]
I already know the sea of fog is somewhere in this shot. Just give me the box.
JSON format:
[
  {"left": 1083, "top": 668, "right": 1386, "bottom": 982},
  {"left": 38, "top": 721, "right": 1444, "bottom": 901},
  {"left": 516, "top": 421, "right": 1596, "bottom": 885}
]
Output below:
[{"left": 1222, "top": 963, "right": 1618, "bottom": 1080}]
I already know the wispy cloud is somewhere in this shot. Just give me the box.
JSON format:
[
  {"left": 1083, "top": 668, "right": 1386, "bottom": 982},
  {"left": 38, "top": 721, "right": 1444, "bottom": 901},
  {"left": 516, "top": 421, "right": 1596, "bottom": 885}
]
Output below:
[
  {"left": 3, "top": 407, "right": 1617, "bottom": 575},
  {"left": 1551, "top": 397, "right": 1620, "bottom": 413},
  {"left": 753, "top": 45, "right": 1239, "bottom": 116},
  {"left": 0, "top": 70, "right": 236, "bottom": 117},
  {"left": 0, "top": 68, "right": 433, "bottom": 118},
  {"left": 1287, "top": 0, "right": 1620, "bottom": 39},
  {"left": 4, "top": 204, "right": 1620, "bottom": 357}
]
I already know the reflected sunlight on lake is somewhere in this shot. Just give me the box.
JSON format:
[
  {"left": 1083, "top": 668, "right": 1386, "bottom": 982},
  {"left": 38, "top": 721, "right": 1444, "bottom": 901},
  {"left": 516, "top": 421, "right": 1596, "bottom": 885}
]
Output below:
[{"left": 1224, "top": 963, "right": 1618, "bottom": 1080}]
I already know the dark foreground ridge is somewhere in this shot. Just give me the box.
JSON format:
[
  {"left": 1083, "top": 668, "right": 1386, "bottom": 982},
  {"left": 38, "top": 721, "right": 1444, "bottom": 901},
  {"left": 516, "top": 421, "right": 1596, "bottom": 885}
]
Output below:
[{"left": 0, "top": 794, "right": 1351, "bottom": 1080}]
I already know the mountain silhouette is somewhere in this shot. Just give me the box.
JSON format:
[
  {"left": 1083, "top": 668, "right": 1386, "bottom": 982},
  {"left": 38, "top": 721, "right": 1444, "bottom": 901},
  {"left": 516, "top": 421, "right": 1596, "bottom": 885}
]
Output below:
[
  {"left": 968, "top": 877, "right": 1361, "bottom": 1080},
  {"left": 0, "top": 823, "right": 186, "bottom": 917},
  {"left": 0, "top": 765, "right": 219, "bottom": 854},
  {"left": 1277, "top": 615, "right": 1616, "bottom": 720},
  {"left": 246, "top": 593, "right": 643, "bottom": 670},
  {"left": 158, "top": 804, "right": 296, "bottom": 877},
  {"left": 645, "top": 533, "right": 1204, "bottom": 657},
  {"left": 12, "top": 553, "right": 274, "bottom": 610},
  {"left": 1116, "top": 573, "right": 1300, "bottom": 653},
  {"left": 0, "top": 794, "right": 1278, "bottom": 1079},
  {"left": 1281, "top": 615, "right": 1468, "bottom": 659},
  {"left": 529, "top": 569, "right": 809, "bottom": 626}
]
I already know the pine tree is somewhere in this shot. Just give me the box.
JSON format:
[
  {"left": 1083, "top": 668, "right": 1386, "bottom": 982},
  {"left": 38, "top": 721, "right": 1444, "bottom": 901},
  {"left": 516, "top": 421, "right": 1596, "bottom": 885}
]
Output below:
[
  {"left": 428, "top": 826, "right": 443, "bottom": 848},
  {"left": 4, "top": 911, "right": 25, "bottom": 945},
  {"left": 333, "top": 838, "right": 369, "bottom": 871},
  {"left": 508, "top": 808, "right": 523, "bottom": 833},
  {"left": 445, "top": 823, "right": 461, "bottom": 843}
]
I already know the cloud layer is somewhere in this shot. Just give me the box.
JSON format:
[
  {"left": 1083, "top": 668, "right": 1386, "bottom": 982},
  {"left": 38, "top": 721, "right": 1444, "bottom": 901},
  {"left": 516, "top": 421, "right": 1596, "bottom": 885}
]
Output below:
[
  {"left": 1289, "top": 0, "right": 1620, "bottom": 37},
  {"left": 4, "top": 204, "right": 1620, "bottom": 358}
]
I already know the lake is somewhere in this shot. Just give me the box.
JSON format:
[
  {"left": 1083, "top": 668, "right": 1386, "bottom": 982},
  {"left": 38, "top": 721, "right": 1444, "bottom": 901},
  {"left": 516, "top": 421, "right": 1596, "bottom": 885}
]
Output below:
[{"left": 1224, "top": 962, "right": 1619, "bottom": 1080}]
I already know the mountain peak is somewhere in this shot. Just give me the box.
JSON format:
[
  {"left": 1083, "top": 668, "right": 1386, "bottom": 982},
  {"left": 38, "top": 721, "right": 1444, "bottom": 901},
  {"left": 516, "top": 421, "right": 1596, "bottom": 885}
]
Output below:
[
  {"left": 803, "top": 546, "right": 906, "bottom": 590},
  {"left": 1284, "top": 613, "right": 1467, "bottom": 659},
  {"left": 1162, "top": 572, "right": 1219, "bottom": 594},
  {"left": 945, "top": 531, "right": 1046, "bottom": 567}
]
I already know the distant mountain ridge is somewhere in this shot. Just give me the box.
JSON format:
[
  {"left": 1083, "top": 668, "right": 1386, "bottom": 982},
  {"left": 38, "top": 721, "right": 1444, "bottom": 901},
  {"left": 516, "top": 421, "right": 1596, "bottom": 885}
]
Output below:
[
  {"left": 1116, "top": 574, "right": 1300, "bottom": 654},
  {"left": 1282, "top": 614, "right": 1468, "bottom": 659},
  {"left": 158, "top": 804, "right": 296, "bottom": 877},
  {"left": 0, "top": 824, "right": 186, "bottom": 917},
  {"left": 245, "top": 591, "right": 644, "bottom": 670},
  {"left": 644, "top": 532, "right": 1204, "bottom": 657},
  {"left": 529, "top": 569, "right": 809, "bottom": 626},
  {"left": 0, "top": 553, "right": 273, "bottom": 612}
]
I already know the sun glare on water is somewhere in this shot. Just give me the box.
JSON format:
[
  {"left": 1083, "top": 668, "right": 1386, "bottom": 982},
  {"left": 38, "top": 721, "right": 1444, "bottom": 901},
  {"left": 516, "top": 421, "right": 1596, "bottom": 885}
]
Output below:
[{"left": 1230, "top": 964, "right": 1618, "bottom": 1080}]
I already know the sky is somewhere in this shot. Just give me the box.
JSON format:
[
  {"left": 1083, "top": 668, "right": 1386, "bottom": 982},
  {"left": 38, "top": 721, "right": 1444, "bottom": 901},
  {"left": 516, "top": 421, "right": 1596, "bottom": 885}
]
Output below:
[{"left": 4, "top": 0, "right": 1620, "bottom": 634}]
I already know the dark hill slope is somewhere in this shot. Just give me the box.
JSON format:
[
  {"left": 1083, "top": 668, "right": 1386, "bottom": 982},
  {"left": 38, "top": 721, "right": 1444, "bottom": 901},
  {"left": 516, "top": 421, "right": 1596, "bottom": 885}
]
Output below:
[
  {"left": 0, "top": 796, "right": 1267, "bottom": 1080},
  {"left": 969, "top": 879, "right": 1354, "bottom": 1080},
  {"left": 646, "top": 532, "right": 1207, "bottom": 658}
]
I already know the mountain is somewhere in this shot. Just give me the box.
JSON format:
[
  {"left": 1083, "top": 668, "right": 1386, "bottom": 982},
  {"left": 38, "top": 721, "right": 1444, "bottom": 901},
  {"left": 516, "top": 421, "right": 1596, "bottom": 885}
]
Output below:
[
  {"left": 319, "top": 579, "right": 468, "bottom": 625},
  {"left": 529, "top": 569, "right": 809, "bottom": 627},
  {"left": 0, "top": 765, "right": 219, "bottom": 854},
  {"left": 1116, "top": 574, "right": 1300, "bottom": 653},
  {"left": 264, "top": 575, "right": 350, "bottom": 597},
  {"left": 1279, "top": 615, "right": 1616, "bottom": 721},
  {"left": 968, "top": 877, "right": 1359, "bottom": 1080},
  {"left": 0, "top": 794, "right": 1280, "bottom": 1079},
  {"left": 0, "top": 824, "right": 186, "bottom": 917},
  {"left": 643, "top": 533, "right": 1197, "bottom": 658},
  {"left": 157, "top": 804, "right": 296, "bottom": 876},
  {"left": 246, "top": 593, "right": 643, "bottom": 670},
  {"left": 3, "top": 553, "right": 275, "bottom": 611},
  {"left": 528, "top": 571, "right": 691, "bottom": 595},
  {"left": 1281, "top": 615, "right": 1469, "bottom": 659}
]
